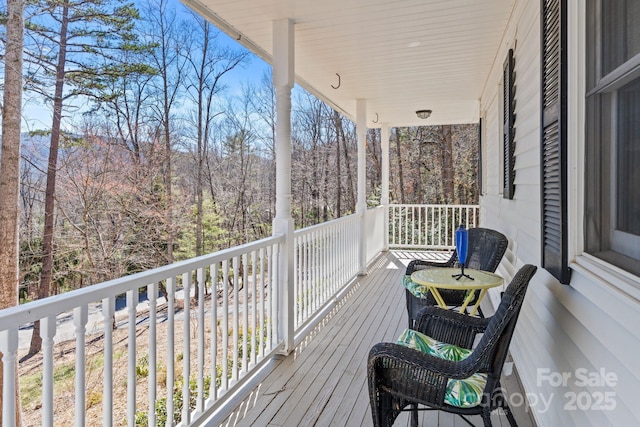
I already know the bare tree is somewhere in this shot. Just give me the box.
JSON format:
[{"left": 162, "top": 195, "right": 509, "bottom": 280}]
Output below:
[
  {"left": 333, "top": 110, "right": 343, "bottom": 216},
  {"left": 367, "top": 128, "right": 382, "bottom": 204},
  {"left": 246, "top": 71, "right": 277, "bottom": 222},
  {"left": 439, "top": 125, "right": 455, "bottom": 203},
  {"left": 144, "top": 0, "right": 189, "bottom": 265},
  {"left": 389, "top": 124, "right": 478, "bottom": 205},
  {"left": 393, "top": 128, "right": 406, "bottom": 204},
  {"left": 183, "top": 15, "right": 247, "bottom": 259},
  {"left": 293, "top": 93, "right": 328, "bottom": 226},
  {"left": 335, "top": 112, "right": 357, "bottom": 212}
]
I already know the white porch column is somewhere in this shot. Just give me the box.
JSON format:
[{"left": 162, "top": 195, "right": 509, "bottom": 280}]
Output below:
[
  {"left": 356, "top": 99, "right": 367, "bottom": 274},
  {"left": 272, "top": 18, "right": 295, "bottom": 354},
  {"left": 380, "top": 124, "right": 390, "bottom": 251}
]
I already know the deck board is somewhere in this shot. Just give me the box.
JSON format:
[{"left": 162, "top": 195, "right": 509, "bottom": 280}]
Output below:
[{"left": 221, "top": 251, "right": 536, "bottom": 427}]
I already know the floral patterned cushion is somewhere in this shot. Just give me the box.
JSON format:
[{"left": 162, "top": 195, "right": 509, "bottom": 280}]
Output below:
[
  {"left": 402, "top": 275, "right": 431, "bottom": 298},
  {"left": 396, "top": 328, "right": 487, "bottom": 408}
]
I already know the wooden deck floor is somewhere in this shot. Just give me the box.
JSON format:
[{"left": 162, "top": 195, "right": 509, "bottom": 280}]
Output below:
[{"left": 220, "top": 251, "right": 536, "bottom": 427}]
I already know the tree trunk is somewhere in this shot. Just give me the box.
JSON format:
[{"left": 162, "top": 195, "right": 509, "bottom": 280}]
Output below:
[
  {"left": 368, "top": 129, "right": 382, "bottom": 197},
  {"left": 337, "top": 116, "right": 356, "bottom": 212},
  {"left": 0, "top": 0, "right": 24, "bottom": 421},
  {"left": 30, "top": 1, "right": 70, "bottom": 355},
  {"left": 414, "top": 127, "right": 425, "bottom": 204},
  {"left": 322, "top": 146, "right": 330, "bottom": 222},
  {"left": 395, "top": 128, "right": 406, "bottom": 204},
  {"left": 440, "top": 125, "right": 455, "bottom": 203},
  {"left": 163, "top": 87, "right": 174, "bottom": 264}
]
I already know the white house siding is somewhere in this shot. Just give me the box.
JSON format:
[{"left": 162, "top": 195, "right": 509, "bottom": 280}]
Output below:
[{"left": 479, "top": 0, "right": 640, "bottom": 425}]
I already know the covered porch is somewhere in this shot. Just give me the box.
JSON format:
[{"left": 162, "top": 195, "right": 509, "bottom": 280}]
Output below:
[
  {"left": 4, "top": 0, "right": 637, "bottom": 425},
  {"left": 3, "top": 205, "right": 509, "bottom": 426}
]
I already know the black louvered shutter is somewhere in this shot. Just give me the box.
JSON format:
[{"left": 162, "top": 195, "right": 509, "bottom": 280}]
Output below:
[
  {"left": 541, "top": 0, "right": 570, "bottom": 284},
  {"left": 503, "top": 49, "right": 516, "bottom": 199}
]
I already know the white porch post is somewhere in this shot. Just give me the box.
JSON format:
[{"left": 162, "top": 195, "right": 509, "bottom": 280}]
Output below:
[
  {"left": 356, "top": 99, "right": 367, "bottom": 274},
  {"left": 272, "top": 18, "right": 295, "bottom": 354},
  {"left": 380, "top": 124, "right": 390, "bottom": 251}
]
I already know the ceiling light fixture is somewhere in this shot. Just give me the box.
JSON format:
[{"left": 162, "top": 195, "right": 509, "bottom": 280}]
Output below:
[{"left": 416, "top": 109, "right": 432, "bottom": 119}]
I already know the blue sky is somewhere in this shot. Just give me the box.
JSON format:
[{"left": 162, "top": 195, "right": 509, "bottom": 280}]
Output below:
[{"left": 20, "top": 0, "right": 271, "bottom": 132}]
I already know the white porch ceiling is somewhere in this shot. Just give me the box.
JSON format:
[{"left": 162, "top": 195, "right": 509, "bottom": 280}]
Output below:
[{"left": 182, "top": 0, "right": 516, "bottom": 127}]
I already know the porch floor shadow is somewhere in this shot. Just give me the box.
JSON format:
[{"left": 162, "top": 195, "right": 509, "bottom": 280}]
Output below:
[{"left": 219, "top": 250, "right": 537, "bottom": 427}]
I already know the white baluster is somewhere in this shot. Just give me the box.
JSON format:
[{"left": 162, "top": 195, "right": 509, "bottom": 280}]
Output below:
[
  {"left": 404, "top": 206, "right": 408, "bottom": 246},
  {"left": 313, "top": 231, "right": 318, "bottom": 312},
  {"left": 102, "top": 297, "right": 114, "bottom": 427},
  {"left": 197, "top": 267, "right": 205, "bottom": 414},
  {"left": 0, "top": 328, "right": 19, "bottom": 427},
  {"left": 251, "top": 251, "right": 257, "bottom": 367},
  {"left": 308, "top": 233, "right": 313, "bottom": 316},
  {"left": 418, "top": 207, "right": 427, "bottom": 246},
  {"left": 166, "top": 277, "right": 175, "bottom": 426},
  {"left": 296, "top": 237, "right": 303, "bottom": 325},
  {"left": 210, "top": 262, "right": 219, "bottom": 402},
  {"left": 266, "top": 247, "right": 272, "bottom": 351},
  {"left": 74, "top": 305, "right": 88, "bottom": 427},
  {"left": 182, "top": 272, "right": 191, "bottom": 425},
  {"left": 411, "top": 206, "right": 416, "bottom": 246},
  {"left": 258, "top": 249, "right": 265, "bottom": 359},
  {"left": 270, "top": 245, "right": 278, "bottom": 348},
  {"left": 435, "top": 205, "right": 440, "bottom": 247},
  {"left": 127, "top": 290, "right": 138, "bottom": 427},
  {"left": 148, "top": 283, "right": 157, "bottom": 427},
  {"left": 222, "top": 260, "right": 229, "bottom": 391},
  {"left": 232, "top": 256, "right": 239, "bottom": 382},
  {"left": 41, "top": 315, "right": 56, "bottom": 427},
  {"left": 242, "top": 253, "right": 248, "bottom": 376}
]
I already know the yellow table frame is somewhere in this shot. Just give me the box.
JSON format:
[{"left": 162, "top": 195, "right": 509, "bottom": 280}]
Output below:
[{"left": 410, "top": 267, "right": 503, "bottom": 316}]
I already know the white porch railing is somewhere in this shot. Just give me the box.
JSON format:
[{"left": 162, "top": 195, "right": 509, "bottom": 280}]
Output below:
[
  {"left": 0, "top": 204, "right": 469, "bottom": 426},
  {"left": 388, "top": 204, "right": 480, "bottom": 249},
  {"left": 0, "top": 235, "right": 284, "bottom": 427},
  {"left": 293, "top": 206, "right": 386, "bottom": 330},
  {"left": 293, "top": 214, "right": 359, "bottom": 329}
]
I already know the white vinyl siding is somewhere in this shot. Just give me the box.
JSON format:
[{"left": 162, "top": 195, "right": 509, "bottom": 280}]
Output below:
[{"left": 479, "top": 0, "right": 640, "bottom": 425}]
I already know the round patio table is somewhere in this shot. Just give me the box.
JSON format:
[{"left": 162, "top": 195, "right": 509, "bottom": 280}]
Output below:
[{"left": 410, "top": 267, "right": 503, "bottom": 316}]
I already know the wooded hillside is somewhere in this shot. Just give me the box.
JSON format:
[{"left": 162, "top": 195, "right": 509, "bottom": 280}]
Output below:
[{"left": 1, "top": 0, "right": 479, "bottom": 302}]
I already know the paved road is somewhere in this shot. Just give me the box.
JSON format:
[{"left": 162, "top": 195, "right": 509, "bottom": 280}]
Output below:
[{"left": 17, "top": 290, "right": 195, "bottom": 351}]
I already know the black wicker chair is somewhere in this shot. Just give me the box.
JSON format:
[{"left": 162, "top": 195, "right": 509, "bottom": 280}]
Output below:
[
  {"left": 369, "top": 264, "right": 537, "bottom": 427},
  {"left": 405, "top": 228, "right": 508, "bottom": 326}
]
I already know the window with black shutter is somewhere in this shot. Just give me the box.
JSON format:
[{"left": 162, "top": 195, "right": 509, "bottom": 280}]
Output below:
[
  {"left": 541, "top": 0, "right": 570, "bottom": 284},
  {"left": 503, "top": 49, "right": 516, "bottom": 199}
]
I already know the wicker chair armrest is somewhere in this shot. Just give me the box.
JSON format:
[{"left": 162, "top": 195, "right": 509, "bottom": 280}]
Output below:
[
  {"left": 406, "top": 257, "right": 456, "bottom": 275},
  {"left": 414, "top": 306, "right": 490, "bottom": 348},
  {"left": 368, "top": 342, "right": 478, "bottom": 383}
]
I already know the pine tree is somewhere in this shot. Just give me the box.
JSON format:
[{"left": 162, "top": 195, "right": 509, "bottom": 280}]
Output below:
[{"left": 24, "top": 0, "right": 152, "bottom": 354}]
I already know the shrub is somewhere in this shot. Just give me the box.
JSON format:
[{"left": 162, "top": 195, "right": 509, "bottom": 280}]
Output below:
[{"left": 136, "top": 354, "right": 150, "bottom": 378}]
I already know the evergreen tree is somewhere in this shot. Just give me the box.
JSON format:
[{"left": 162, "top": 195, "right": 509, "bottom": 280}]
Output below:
[{"left": 23, "top": 0, "right": 151, "bottom": 354}]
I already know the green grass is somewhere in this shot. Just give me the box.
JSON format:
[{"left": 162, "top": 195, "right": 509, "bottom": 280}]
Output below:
[{"left": 20, "top": 351, "right": 108, "bottom": 409}]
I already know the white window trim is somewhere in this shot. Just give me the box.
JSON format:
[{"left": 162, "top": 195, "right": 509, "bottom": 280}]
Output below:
[
  {"left": 571, "top": 0, "right": 640, "bottom": 295},
  {"left": 568, "top": 0, "right": 585, "bottom": 261},
  {"left": 573, "top": 254, "right": 640, "bottom": 302}
]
